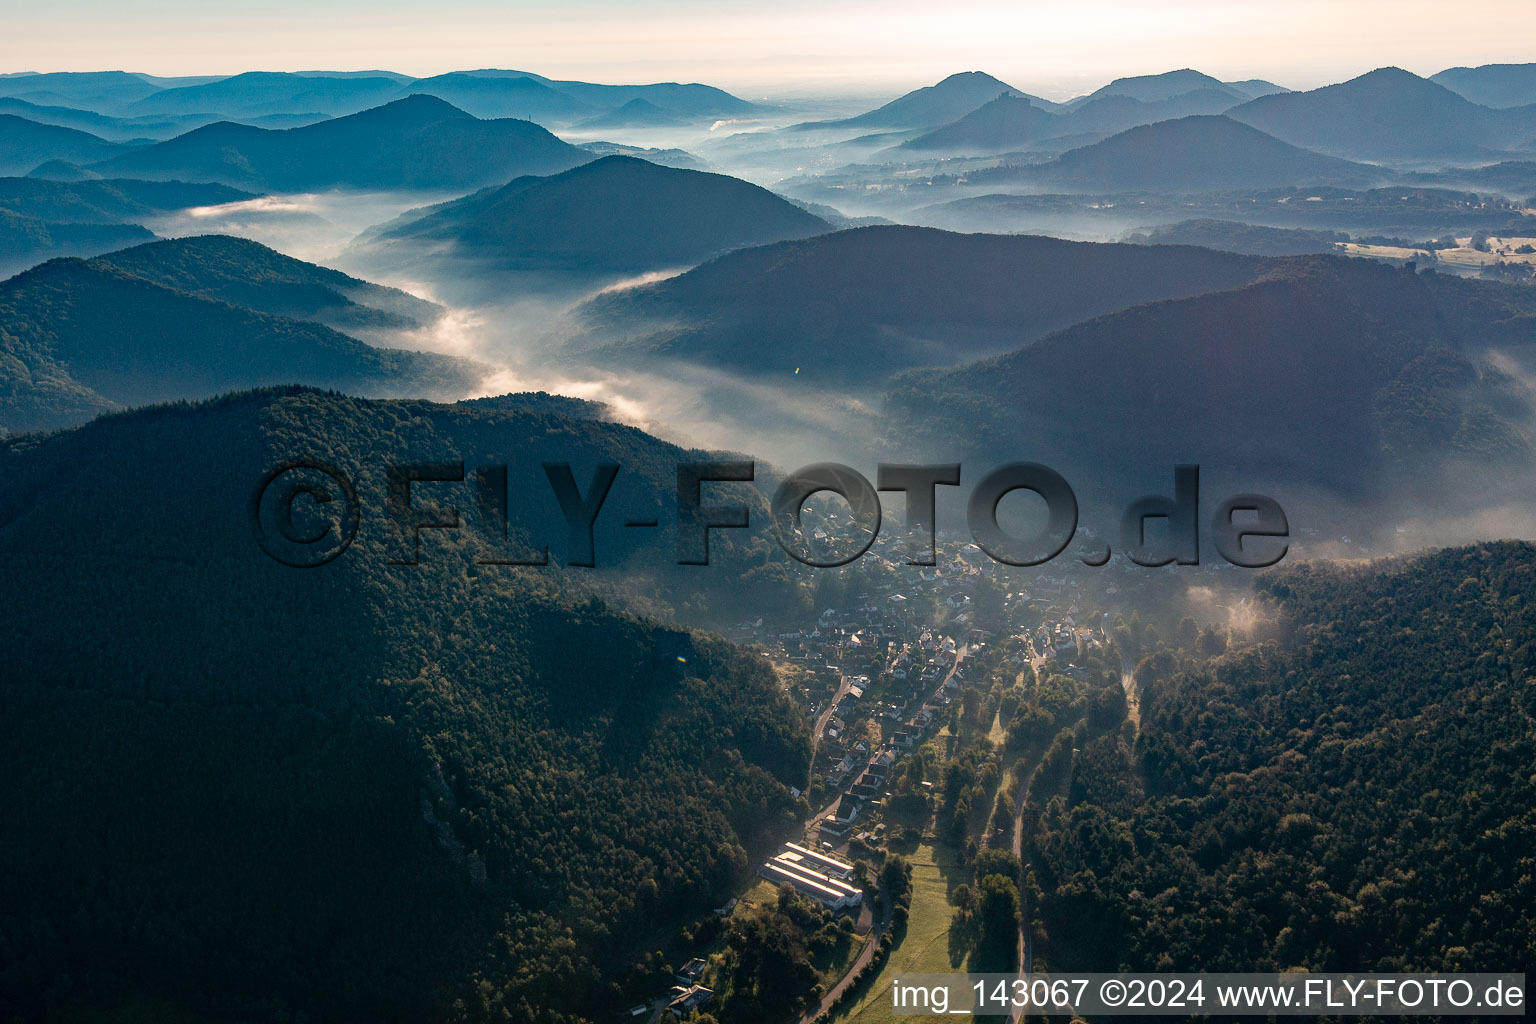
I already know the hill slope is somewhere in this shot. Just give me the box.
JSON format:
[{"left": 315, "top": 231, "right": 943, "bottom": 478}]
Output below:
[
  {"left": 373, "top": 155, "right": 830, "bottom": 270},
  {"left": 1432, "top": 63, "right": 1536, "bottom": 108},
  {"left": 0, "top": 386, "right": 808, "bottom": 1022},
  {"left": 1017, "top": 115, "right": 1385, "bottom": 192},
  {"left": 569, "top": 225, "right": 1272, "bottom": 384},
  {"left": 884, "top": 256, "right": 1536, "bottom": 520},
  {"left": 1030, "top": 541, "right": 1536, "bottom": 975},
  {"left": 90, "top": 234, "right": 444, "bottom": 332},
  {"left": 0, "top": 209, "right": 153, "bottom": 277},
  {"left": 87, "top": 95, "right": 591, "bottom": 191},
  {"left": 899, "top": 93, "right": 1060, "bottom": 153},
  {"left": 0, "top": 176, "right": 255, "bottom": 222},
  {"left": 0, "top": 256, "right": 481, "bottom": 433},
  {"left": 0, "top": 114, "right": 124, "bottom": 174}
]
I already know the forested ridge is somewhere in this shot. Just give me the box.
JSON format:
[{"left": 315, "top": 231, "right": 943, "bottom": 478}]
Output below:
[
  {"left": 1026, "top": 542, "right": 1536, "bottom": 977},
  {"left": 0, "top": 388, "right": 811, "bottom": 1022}
]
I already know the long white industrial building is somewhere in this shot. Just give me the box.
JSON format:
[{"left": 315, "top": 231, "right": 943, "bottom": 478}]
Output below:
[
  {"left": 758, "top": 856, "right": 863, "bottom": 910},
  {"left": 782, "top": 842, "right": 856, "bottom": 879}
]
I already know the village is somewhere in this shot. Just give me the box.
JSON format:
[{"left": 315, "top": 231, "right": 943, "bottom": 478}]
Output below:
[{"left": 631, "top": 511, "right": 1257, "bottom": 1021}]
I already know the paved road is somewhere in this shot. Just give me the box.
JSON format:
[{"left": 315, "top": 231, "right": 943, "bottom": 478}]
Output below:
[
  {"left": 806, "top": 672, "right": 856, "bottom": 797},
  {"left": 792, "top": 645, "right": 969, "bottom": 1022},
  {"left": 796, "top": 891, "right": 890, "bottom": 1024},
  {"left": 1007, "top": 755, "right": 1032, "bottom": 1024}
]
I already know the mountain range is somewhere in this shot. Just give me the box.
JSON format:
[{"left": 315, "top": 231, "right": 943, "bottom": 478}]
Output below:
[
  {"left": 124, "top": 70, "right": 405, "bottom": 117},
  {"left": 897, "top": 89, "right": 1258, "bottom": 156},
  {"left": 86, "top": 95, "right": 592, "bottom": 191},
  {"left": 1228, "top": 66, "right": 1536, "bottom": 161},
  {"left": 0, "top": 68, "right": 758, "bottom": 126}
]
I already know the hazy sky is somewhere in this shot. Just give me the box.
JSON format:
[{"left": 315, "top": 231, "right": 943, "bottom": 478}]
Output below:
[{"left": 7, "top": 0, "right": 1536, "bottom": 100}]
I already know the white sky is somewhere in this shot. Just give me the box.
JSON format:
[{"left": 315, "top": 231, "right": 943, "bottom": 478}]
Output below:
[{"left": 5, "top": 0, "right": 1535, "bottom": 100}]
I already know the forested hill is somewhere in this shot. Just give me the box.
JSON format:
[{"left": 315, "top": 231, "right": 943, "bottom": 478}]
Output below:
[
  {"left": 0, "top": 387, "right": 810, "bottom": 1023},
  {"left": 884, "top": 256, "right": 1536, "bottom": 531},
  {"left": 1027, "top": 541, "right": 1536, "bottom": 975},
  {"left": 0, "top": 253, "right": 481, "bottom": 434}
]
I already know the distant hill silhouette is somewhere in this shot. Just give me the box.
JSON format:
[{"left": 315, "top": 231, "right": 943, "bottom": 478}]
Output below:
[
  {"left": 372, "top": 155, "right": 830, "bottom": 270},
  {"left": 125, "top": 71, "right": 403, "bottom": 118},
  {"left": 802, "top": 71, "right": 1047, "bottom": 131},
  {"left": 1229, "top": 67, "right": 1536, "bottom": 160},
  {"left": 1068, "top": 69, "right": 1247, "bottom": 106},
  {"left": 1226, "top": 78, "right": 1289, "bottom": 99},
  {"left": 404, "top": 69, "right": 754, "bottom": 122},
  {"left": 87, "top": 95, "right": 590, "bottom": 191},
  {"left": 490, "top": 69, "right": 756, "bottom": 118},
  {"left": 899, "top": 94, "right": 1059, "bottom": 153},
  {"left": 570, "top": 225, "right": 1272, "bottom": 385},
  {"left": 0, "top": 97, "right": 203, "bottom": 142},
  {"left": 0, "top": 71, "right": 163, "bottom": 111},
  {"left": 1004, "top": 115, "right": 1384, "bottom": 192},
  {"left": 403, "top": 73, "right": 594, "bottom": 121},
  {"left": 1432, "top": 63, "right": 1536, "bottom": 109},
  {"left": 899, "top": 85, "right": 1258, "bottom": 157},
  {"left": 578, "top": 97, "right": 686, "bottom": 129},
  {"left": 89, "top": 235, "right": 443, "bottom": 333},
  {"left": 0, "top": 253, "right": 481, "bottom": 433},
  {"left": 1053, "top": 88, "right": 1246, "bottom": 139},
  {"left": 0, "top": 115, "right": 124, "bottom": 175}
]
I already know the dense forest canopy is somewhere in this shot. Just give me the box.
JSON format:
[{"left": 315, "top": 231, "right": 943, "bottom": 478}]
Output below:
[
  {"left": 1026, "top": 542, "right": 1536, "bottom": 976},
  {"left": 0, "top": 388, "right": 812, "bottom": 1022}
]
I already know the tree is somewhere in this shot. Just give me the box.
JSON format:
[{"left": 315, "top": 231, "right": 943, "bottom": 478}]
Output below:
[{"left": 974, "top": 873, "right": 1021, "bottom": 971}]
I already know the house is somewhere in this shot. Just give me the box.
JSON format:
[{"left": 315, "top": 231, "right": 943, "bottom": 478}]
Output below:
[
  {"left": 676, "top": 958, "right": 707, "bottom": 985},
  {"left": 818, "top": 818, "right": 851, "bottom": 839},
  {"left": 667, "top": 985, "right": 715, "bottom": 1016}
]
